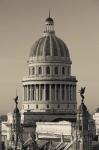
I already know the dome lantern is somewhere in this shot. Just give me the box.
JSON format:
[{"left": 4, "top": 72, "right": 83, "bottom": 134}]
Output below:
[{"left": 44, "top": 10, "right": 55, "bottom": 35}]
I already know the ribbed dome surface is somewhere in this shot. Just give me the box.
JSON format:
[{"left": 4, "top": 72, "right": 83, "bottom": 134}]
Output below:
[{"left": 29, "top": 34, "right": 70, "bottom": 61}]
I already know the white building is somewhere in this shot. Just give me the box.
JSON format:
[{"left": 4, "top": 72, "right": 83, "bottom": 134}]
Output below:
[
  {"left": 93, "top": 108, "right": 99, "bottom": 135},
  {"left": 36, "top": 121, "right": 72, "bottom": 140}
]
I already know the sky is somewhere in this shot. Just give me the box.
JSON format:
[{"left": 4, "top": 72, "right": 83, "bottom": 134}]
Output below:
[{"left": 0, "top": 0, "right": 99, "bottom": 114}]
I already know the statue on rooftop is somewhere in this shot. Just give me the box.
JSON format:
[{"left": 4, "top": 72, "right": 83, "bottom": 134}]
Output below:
[
  {"left": 14, "top": 96, "right": 18, "bottom": 107},
  {"left": 79, "top": 87, "right": 86, "bottom": 102}
]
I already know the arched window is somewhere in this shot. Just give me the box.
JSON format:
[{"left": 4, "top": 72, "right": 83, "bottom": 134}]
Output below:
[
  {"left": 38, "top": 67, "right": 42, "bottom": 74},
  {"left": 54, "top": 67, "right": 58, "bottom": 75},
  {"left": 46, "top": 66, "right": 50, "bottom": 75},
  {"left": 62, "top": 67, "right": 65, "bottom": 75},
  {"left": 32, "top": 67, "right": 35, "bottom": 75}
]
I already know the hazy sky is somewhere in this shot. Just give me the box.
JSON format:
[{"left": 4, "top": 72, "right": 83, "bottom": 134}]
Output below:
[{"left": 0, "top": 0, "right": 99, "bottom": 114}]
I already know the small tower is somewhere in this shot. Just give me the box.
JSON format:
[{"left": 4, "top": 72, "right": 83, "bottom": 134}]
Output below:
[
  {"left": 12, "top": 96, "right": 21, "bottom": 150},
  {"left": 78, "top": 99, "right": 88, "bottom": 150},
  {"left": 77, "top": 87, "right": 92, "bottom": 150}
]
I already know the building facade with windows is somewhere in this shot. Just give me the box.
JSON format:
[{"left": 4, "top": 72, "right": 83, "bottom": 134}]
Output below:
[{"left": 22, "top": 15, "right": 77, "bottom": 123}]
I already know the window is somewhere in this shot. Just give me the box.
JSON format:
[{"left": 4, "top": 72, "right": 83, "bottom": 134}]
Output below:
[
  {"left": 38, "top": 67, "right": 42, "bottom": 74},
  {"left": 24, "top": 86, "right": 27, "bottom": 101},
  {"left": 46, "top": 66, "right": 50, "bottom": 74},
  {"left": 54, "top": 67, "right": 58, "bottom": 75},
  {"left": 62, "top": 67, "right": 65, "bottom": 75},
  {"left": 32, "top": 67, "right": 35, "bottom": 75}
]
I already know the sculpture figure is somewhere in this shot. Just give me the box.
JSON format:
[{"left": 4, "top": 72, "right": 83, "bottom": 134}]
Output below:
[
  {"left": 79, "top": 87, "right": 86, "bottom": 102},
  {"left": 14, "top": 96, "right": 18, "bottom": 106}
]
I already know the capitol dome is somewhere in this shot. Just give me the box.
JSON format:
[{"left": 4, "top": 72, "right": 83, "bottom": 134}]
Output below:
[{"left": 29, "top": 16, "right": 71, "bottom": 64}]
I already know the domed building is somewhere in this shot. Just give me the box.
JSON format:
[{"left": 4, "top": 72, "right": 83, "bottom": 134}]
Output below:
[{"left": 22, "top": 15, "right": 77, "bottom": 122}]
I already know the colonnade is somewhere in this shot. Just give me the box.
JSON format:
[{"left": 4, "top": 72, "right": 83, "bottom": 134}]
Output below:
[{"left": 24, "top": 84, "right": 76, "bottom": 102}]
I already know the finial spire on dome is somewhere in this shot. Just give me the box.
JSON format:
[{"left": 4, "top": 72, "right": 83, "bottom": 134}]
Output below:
[{"left": 49, "top": 8, "right": 50, "bottom": 18}]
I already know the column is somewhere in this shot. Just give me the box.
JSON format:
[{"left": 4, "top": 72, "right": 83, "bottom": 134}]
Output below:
[
  {"left": 39, "top": 84, "right": 41, "bottom": 101},
  {"left": 31, "top": 85, "right": 33, "bottom": 100},
  {"left": 30, "top": 85, "right": 32, "bottom": 101},
  {"left": 36, "top": 85, "right": 39, "bottom": 101},
  {"left": 41, "top": 84, "right": 44, "bottom": 100},
  {"left": 32, "top": 85, "right": 34, "bottom": 100},
  {"left": 27, "top": 85, "right": 28, "bottom": 101},
  {"left": 34, "top": 85, "right": 36, "bottom": 100}
]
